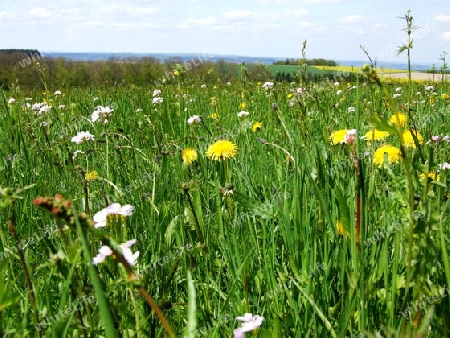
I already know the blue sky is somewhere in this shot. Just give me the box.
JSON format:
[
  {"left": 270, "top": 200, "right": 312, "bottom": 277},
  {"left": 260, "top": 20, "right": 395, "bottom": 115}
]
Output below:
[{"left": 1, "top": 0, "right": 449, "bottom": 63}]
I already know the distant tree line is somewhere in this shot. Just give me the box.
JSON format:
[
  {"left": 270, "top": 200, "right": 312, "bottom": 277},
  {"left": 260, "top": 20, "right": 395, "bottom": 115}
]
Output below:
[
  {"left": 275, "top": 71, "right": 295, "bottom": 82},
  {"left": 273, "top": 58, "right": 337, "bottom": 66},
  {"left": 274, "top": 70, "right": 363, "bottom": 83},
  {"left": 0, "top": 50, "right": 347, "bottom": 89},
  {"left": 0, "top": 49, "right": 41, "bottom": 57},
  {"left": 0, "top": 52, "right": 243, "bottom": 89}
]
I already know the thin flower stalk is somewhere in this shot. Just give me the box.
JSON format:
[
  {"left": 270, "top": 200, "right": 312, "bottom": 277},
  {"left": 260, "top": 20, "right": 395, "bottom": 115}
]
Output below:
[{"left": 7, "top": 216, "right": 41, "bottom": 338}]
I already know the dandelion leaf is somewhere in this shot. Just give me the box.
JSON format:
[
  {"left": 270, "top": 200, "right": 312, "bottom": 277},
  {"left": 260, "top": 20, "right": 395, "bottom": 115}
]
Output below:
[{"left": 165, "top": 215, "right": 180, "bottom": 246}]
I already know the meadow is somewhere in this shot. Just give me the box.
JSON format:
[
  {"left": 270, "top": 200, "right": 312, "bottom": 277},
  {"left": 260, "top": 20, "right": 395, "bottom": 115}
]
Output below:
[{"left": 1, "top": 55, "right": 450, "bottom": 338}]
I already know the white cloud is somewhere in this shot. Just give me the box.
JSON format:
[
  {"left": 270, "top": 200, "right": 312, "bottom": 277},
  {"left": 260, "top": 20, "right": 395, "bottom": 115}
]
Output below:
[
  {"left": 296, "top": 21, "right": 327, "bottom": 32},
  {"left": 223, "top": 10, "right": 253, "bottom": 19},
  {"left": 371, "top": 22, "right": 389, "bottom": 30},
  {"left": 193, "top": 17, "right": 217, "bottom": 25},
  {"left": 305, "top": 0, "right": 348, "bottom": 3},
  {"left": 441, "top": 32, "right": 450, "bottom": 41},
  {"left": 260, "top": 0, "right": 346, "bottom": 3},
  {"left": 84, "top": 20, "right": 101, "bottom": 27},
  {"left": 259, "top": 0, "right": 290, "bottom": 4},
  {"left": 297, "top": 21, "right": 315, "bottom": 29},
  {"left": 30, "top": 8, "right": 51, "bottom": 18},
  {"left": 134, "top": 8, "right": 157, "bottom": 15},
  {"left": 0, "top": 11, "right": 14, "bottom": 19},
  {"left": 101, "top": 5, "right": 156, "bottom": 17},
  {"left": 213, "top": 25, "right": 235, "bottom": 32},
  {"left": 284, "top": 9, "right": 308, "bottom": 17},
  {"left": 336, "top": 15, "right": 366, "bottom": 24},
  {"left": 434, "top": 14, "right": 450, "bottom": 22},
  {"left": 179, "top": 17, "right": 217, "bottom": 29}
]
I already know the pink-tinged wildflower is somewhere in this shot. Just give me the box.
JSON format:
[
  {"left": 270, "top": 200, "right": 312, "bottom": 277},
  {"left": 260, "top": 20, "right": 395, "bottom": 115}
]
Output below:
[{"left": 233, "top": 313, "right": 264, "bottom": 338}]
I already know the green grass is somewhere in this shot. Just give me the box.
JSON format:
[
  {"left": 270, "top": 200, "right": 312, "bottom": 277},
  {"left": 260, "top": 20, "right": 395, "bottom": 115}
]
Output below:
[
  {"left": 268, "top": 64, "right": 335, "bottom": 76},
  {"left": 1, "top": 70, "right": 450, "bottom": 337}
]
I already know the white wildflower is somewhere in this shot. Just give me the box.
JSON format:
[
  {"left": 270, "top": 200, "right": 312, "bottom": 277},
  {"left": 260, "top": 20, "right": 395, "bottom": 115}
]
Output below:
[
  {"left": 92, "top": 106, "right": 113, "bottom": 124},
  {"left": 233, "top": 313, "right": 264, "bottom": 338},
  {"left": 71, "top": 131, "right": 94, "bottom": 144},
  {"left": 152, "top": 97, "right": 163, "bottom": 104},
  {"left": 438, "top": 162, "right": 450, "bottom": 170},
  {"left": 262, "top": 82, "right": 274, "bottom": 90},
  {"left": 39, "top": 105, "right": 52, "bottom": 114},
  {"left": 93, "top": 239, "right": 139, "bottom": 266},
  {"left": 187, "top": 115, "right": 201, "bottom": 125}
]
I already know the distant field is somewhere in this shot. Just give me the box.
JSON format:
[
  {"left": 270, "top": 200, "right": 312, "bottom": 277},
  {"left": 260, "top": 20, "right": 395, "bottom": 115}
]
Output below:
[
  {"left": 312, "top": 65, "right": 409, "bottom": 74},
  {"left": 269, "top": 64, "right": 410, "bottom": 77}
]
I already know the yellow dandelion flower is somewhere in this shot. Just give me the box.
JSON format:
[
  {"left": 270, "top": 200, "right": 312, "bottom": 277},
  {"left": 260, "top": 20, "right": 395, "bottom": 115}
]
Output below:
[
  {"left": 240, "top": 102, "right": 246, "bottom": 109},
  {"left": 210, "top": 112, "right": 219, "bottom": 119},
  {"left": 402, "top": 130, "right": 423, "bottom": 148},
  {"left": 364, "top": 129, "right": 390, "bottom": 141},
  {"left": 287, "top": 93, "right": 293, "bottom": 99},
  {"left": 206, "top": 140, "right": 238, "bottom": 161},
  {"left": 442, "top": 93, "right": 450, "bottom": 99},
  {"left": 330, "top": 129, "right": 348, "bottom": 145},
  {"left": 430, "top": 97, "right": 436, "bottom": 104},
  {"left": 85, "top": 170, "right": 99, "bottom": 181},
  {"left": 419, "top": 172, "right": 440, "bottom": 181},
  {"left": 390, "top": 113, "right": 408, "bottom": 128},
  {"left": 252, "top": 122, "right": 262, "bottom": 132},
  {"left": 373, "top": 144, "right": 401, "bottom": 168},
  {"left": 182, "top": 148, "right": 198, "bottom": 165},
  {"left": 173, "top": 70, "right": 180, "bottom": 76},
  {"left": 340, "top": 97, "right": 346, "bottom": 102}
]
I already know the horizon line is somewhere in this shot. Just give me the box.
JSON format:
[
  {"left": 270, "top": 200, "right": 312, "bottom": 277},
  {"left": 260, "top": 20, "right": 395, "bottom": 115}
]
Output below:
[{"left": 37, "top": 51, "right": 437, "bottom": 65}]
